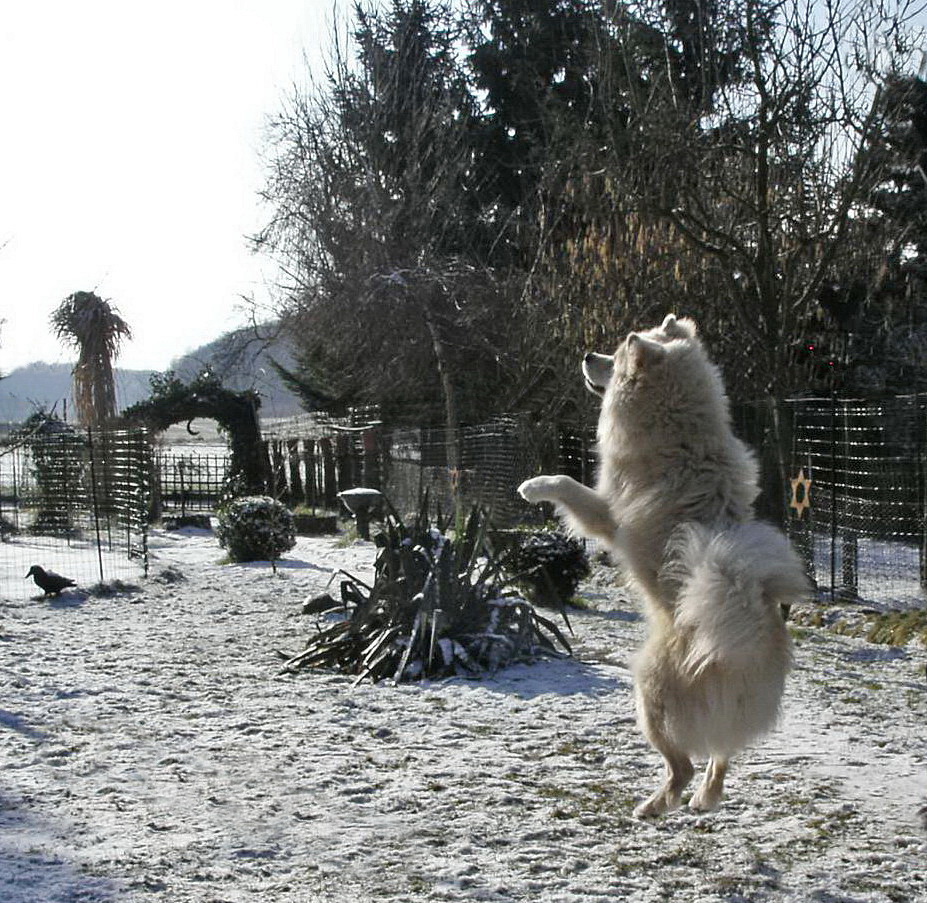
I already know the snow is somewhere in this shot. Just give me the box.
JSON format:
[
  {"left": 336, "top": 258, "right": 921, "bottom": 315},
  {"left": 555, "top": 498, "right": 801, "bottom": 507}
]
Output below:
[
  {"left": 2, "top": 534, "right": 147, "bottom": 603},
  {"left": 1, "top": 528, "right": 925, "bottom": 902}
]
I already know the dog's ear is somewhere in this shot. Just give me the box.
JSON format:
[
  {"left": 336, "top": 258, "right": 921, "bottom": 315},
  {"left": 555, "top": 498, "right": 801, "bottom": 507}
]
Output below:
[
  {"left": 627, "top": 333, "right": 667, "bottom": 374},
  {"left": 661, "top": 313, "right": 697, "bottom": 339}
]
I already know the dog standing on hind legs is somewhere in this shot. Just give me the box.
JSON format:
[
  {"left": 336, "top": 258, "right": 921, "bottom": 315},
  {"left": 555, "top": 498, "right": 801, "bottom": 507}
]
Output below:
[{"left": 518, "top": 314, "right": 809, "bottom": 817}]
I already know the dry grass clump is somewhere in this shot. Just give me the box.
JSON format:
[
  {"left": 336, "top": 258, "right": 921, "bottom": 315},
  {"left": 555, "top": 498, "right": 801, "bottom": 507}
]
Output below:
[
  {"left": 793, "top": 605, "right": 927, "bottom": 647},
  {"left": 865, "top": 609, "right": 927, "bottom": 647}
]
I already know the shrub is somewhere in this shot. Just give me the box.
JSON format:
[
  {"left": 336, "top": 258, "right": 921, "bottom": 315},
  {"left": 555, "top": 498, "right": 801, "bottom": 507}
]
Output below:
[
  {"left": 282, "top": 502, "right": 571, "bottom": 683},
  {"left": 505, "top": 530, "right": 591, "bottom": 608},
  {"left": 216, "top": 495, "right": 296, "bottom": 563},
  {"left": 17, "top": 412, "right": 85, "bottom": 536}
]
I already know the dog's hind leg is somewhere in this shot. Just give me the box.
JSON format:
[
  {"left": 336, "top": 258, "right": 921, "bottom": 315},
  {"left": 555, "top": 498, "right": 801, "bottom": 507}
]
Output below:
[
  {"left": 633, "top": 740, "right": 694, "bottom": 818},
  {"left": 689, "top": 756, "right": 728, "bottom": 812}
]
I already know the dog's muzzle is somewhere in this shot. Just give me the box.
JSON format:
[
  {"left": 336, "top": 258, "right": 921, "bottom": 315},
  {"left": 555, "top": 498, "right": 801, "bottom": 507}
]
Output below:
[
  {"left": 582, "top": 352, "right": 612, "bottom": 395},
  {"left": 584, "top": 375, "right": 605, "bottom": 396}
]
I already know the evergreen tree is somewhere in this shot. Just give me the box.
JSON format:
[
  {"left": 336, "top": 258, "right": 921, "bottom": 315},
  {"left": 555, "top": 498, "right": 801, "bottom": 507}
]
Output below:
[
  {"left": 466, "top": 0, "right": 606, "bottom": 220},
  {"left": 840, "top": 74, "right": 927, "bottom": 394},
  {"left": 258, "top": 0, "right": 517, "bottom": 425}
]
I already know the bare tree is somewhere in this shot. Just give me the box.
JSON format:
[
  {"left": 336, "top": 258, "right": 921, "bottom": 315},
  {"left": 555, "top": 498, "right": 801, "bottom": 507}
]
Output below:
[
  {"left": 514, "top": 0, "right": 923, "bottom": 400},
  {"left": 493, "top": 0, "right": 925, "bottom": 520},
  {"left": 620, "top": 0, "right": 923, "bottom": 396},
  {"left": 257, "top": 0, "right": 518, "bottom": 435}
]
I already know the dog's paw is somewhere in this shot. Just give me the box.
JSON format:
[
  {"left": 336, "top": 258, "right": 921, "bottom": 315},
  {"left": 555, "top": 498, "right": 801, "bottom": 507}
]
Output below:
[
  {"left": 517, "top": 476, "right": 560, "bottom": 505},
  {"left": 633, "top": 791, "right": 680, "bottom": 819},
  {"left": 632, "top": 799, "right": 662, "bottom": 819},
  {"left": 688, "top": 786, "right": 722, "bottom": 813}
]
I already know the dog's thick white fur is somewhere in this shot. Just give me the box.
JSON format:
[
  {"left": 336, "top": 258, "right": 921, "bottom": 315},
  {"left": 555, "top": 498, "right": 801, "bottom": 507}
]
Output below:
[{"left": 519, "top": 314, "right": 808, "bottom": 817}]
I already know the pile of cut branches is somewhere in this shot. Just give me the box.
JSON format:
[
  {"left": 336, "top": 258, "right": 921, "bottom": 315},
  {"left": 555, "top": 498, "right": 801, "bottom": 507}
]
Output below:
[{"left": 280, "top": 502, "right": 571, "bottom": 684}]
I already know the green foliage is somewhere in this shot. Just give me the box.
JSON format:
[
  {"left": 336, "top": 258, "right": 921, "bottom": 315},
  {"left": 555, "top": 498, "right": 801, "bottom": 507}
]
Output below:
[
  {"left": 216, "top": 495, "right": 296, "bottom": 563},
  {"left": 281, "top": 502, "right": 571, "bottom": 684},
  {"left": 123, "top": 370, "right": 264, "bottom": 494},
  {"left": 504, "top": 529, "right": 591, "bottom": 609},
  {"left": 834, "top": 73, "right": 927, "bottom": 396},
  {"left": 466, "top": 0, "right": 618, "bottom": 219},
  {"left": 17, "top": 412, "right": 85, "bottom": 536},
  {"left": 268, "top": 358, "right": 338, "bottom": 414}
]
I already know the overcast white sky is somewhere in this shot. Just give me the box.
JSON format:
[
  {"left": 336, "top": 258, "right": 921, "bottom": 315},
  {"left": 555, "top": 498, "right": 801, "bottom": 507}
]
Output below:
[{"left": 0, "top": 0, "right": 333, "bottom": 374}]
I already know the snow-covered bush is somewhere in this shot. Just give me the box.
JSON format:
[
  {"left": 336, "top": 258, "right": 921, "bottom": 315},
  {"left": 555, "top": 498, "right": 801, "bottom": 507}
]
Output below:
[
  {"left": 505, "top": 530, "right": 590, "bottom": 608},
  {"left": 282, "top": 503, "right": 571, "bottom": 683},
  {"left": 216, "top": 495, "right": 296, "bottom": 563}
]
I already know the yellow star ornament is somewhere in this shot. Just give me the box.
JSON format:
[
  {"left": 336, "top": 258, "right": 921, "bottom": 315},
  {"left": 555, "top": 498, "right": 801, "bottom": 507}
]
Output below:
[{"left": 790, "top": 468, "right": 812, "bottom": 519}]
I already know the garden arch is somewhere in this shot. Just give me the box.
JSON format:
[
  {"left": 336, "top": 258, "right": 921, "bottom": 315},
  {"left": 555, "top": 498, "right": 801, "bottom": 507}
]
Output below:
[{"left": 122, "top": 373, "right": 265, "bottom": 495}]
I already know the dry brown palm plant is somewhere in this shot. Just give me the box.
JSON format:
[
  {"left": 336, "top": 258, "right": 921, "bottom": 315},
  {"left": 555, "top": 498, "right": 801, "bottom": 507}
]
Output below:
[
  {"left": 280, "top": 500, "right": 571, "bottom": 685},
  {"left": 50, "top": 291, "right": 132, "bottom": 429}
]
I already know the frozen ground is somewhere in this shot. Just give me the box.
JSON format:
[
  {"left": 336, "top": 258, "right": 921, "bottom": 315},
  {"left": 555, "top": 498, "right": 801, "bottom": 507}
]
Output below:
[
  {"left": 1, "top": 528, "right": 925, "bottom": 903},
  {"left": 1, "top": 534, "right": 147, "bottom": 604}
]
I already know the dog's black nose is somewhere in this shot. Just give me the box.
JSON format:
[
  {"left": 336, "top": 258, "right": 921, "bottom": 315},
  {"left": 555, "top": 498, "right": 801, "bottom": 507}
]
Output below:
[{"left": 584, "top": 352, "right": 595, "bottom": 364}]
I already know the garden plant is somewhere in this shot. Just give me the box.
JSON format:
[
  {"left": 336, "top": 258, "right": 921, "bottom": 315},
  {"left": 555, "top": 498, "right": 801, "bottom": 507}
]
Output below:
[
  {"left": 504, "top": 528, "right": 591, "bottom": 609},
  {"left": 281, "top": 500, "right": 571, "bottom": 684},
  {"left": 216, "top": 495, "right": 296, "bottom": 565}
]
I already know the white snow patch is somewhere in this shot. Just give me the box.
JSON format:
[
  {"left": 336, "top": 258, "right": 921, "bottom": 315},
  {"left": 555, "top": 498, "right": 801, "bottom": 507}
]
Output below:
[{"left": 0, "top": 528, "right": 924, "bottom": 902}]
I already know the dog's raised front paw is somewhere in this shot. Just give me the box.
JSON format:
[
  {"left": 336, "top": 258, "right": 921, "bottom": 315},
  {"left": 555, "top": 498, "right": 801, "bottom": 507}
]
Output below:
[{"left": 517, "top": 476, "right": 559, "bottom": 504}]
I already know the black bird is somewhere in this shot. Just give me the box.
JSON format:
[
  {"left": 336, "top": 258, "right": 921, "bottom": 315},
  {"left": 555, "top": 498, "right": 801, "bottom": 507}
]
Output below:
[{"left": 25, "top": 565, "right": 77, "bottom": 597}]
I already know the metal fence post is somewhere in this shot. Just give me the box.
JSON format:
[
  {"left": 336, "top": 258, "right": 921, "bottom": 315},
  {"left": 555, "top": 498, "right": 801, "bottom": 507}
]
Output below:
[{"left": 86, "top": 428, "right": 106, "bottom": 585}]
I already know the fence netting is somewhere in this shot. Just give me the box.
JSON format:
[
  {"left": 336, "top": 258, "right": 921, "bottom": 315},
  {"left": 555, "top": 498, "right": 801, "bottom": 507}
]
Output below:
[
  {"left": 774, "top": 395, "right": 927, "bottom": 609},
  {"left": 8, "top": 396, "right": 924, "bottom": 610},
  {"left": 261, "top": 412, "right": 553, "bottom": 525},
  {"left": 153, "top": 451, "right": 227, "bottom": 515},
  {"left": 260, "top": 399, "right": 927, "bottom": 609},
  {"left": 1, "top": 426, "right": 151, "bottom": 601}
]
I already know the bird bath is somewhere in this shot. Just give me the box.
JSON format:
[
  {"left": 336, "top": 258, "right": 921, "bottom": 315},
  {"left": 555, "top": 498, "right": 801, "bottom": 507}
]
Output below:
[{"left": 337, "top": 488, "right": 384, "bottom": 540}]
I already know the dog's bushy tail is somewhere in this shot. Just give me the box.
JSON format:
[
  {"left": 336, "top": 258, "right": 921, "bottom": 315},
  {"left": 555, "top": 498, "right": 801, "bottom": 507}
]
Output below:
[{"left": 665, "top": 522, "right": 810, "bottom": 677}]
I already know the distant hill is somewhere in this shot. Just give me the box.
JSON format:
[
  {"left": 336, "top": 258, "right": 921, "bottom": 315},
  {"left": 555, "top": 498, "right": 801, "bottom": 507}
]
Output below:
[
  {"left": 168, "top": 322, "right": 303, "bottom": 418},
  {"left": 0, "top": 362, "right": 154, "bottom": 424},
  {"left": 0, "top": 324, "right": 304, "bottom": 427}
]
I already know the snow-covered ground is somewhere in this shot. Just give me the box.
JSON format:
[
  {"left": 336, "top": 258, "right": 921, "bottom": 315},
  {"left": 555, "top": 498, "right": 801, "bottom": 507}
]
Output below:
[
  {"left": 1, "top": 528, "right": 925, "bottom": 903},
  {"left": 1, "top": 534, "right": 147, "bottom": 603}
]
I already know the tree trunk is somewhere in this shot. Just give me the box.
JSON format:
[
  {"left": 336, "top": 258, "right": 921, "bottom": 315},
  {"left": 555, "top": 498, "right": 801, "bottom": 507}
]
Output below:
[{"left": 423, "top": 301, "right": 461, "bottom": 510}]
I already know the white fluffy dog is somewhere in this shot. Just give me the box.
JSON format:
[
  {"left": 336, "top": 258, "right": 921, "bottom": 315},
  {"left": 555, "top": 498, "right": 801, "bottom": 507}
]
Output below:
[{"left": 519, "top": 314, "right": 808, "bottom": 817}]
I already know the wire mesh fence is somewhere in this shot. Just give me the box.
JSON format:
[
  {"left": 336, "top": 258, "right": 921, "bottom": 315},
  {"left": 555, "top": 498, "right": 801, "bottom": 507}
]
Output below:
[
  {"left": 547, "top": 396, "right": 927, "bottom": 609},
  {"left": 261, "top": 412, "right": 555, "bottom": 525},
  {"left": 153, "top": 451, "right": 228, "bottom": 516},
  {"left": 268, "top": 397, "right": 927, "bottom": 610},
  {"left": 1, "top": 426, "right": 151, "bottom": 601},
  {"left": 5, "top": 395, "right": 926, "bottom": 610},
  {"left": 775, "top": 395, "right": 927, "bottom": 609}
]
